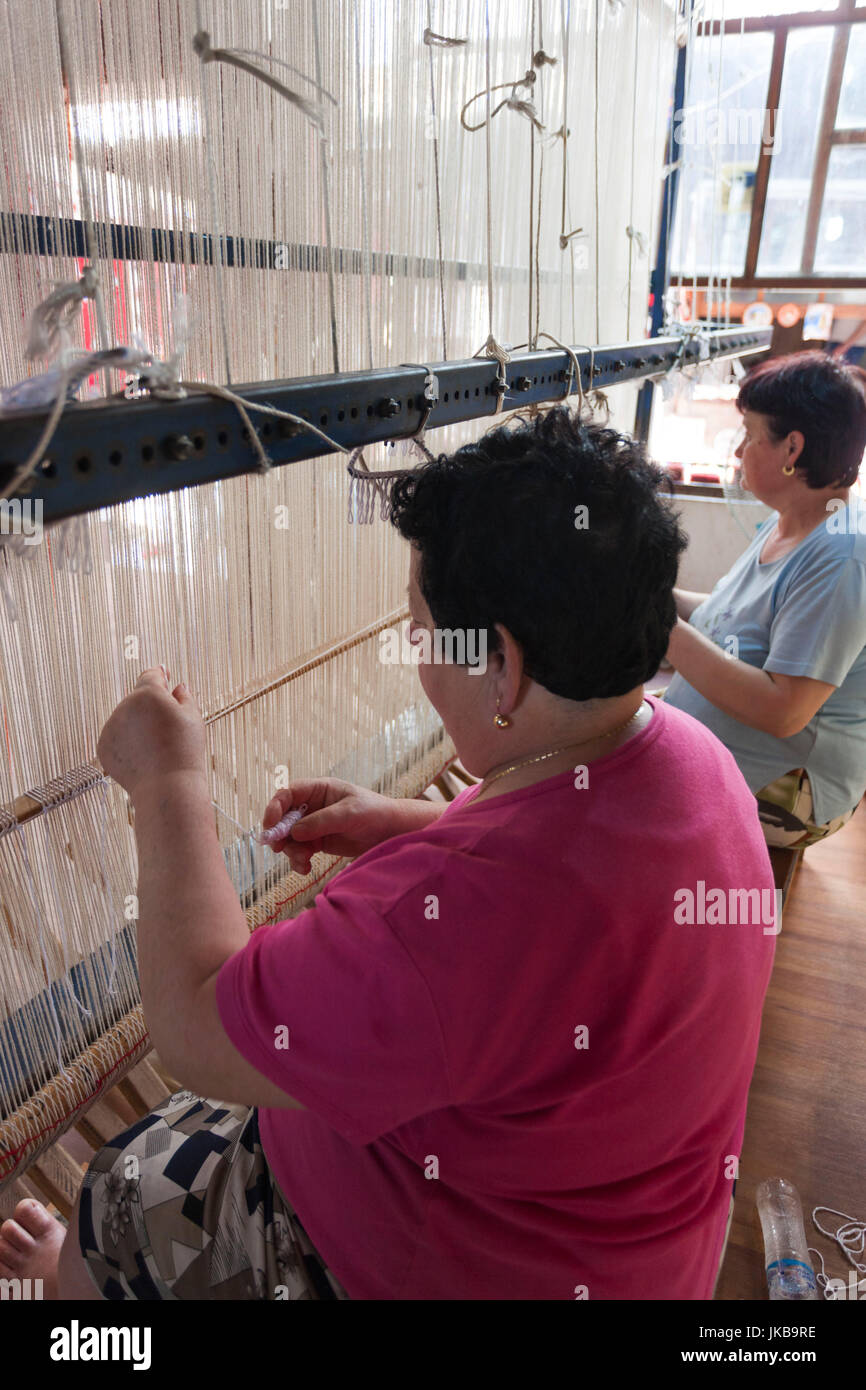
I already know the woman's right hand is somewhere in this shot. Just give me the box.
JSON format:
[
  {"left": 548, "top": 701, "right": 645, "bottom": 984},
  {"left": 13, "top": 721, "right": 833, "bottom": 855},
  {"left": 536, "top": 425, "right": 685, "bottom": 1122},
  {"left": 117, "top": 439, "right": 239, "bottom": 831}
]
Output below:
[{"left": 260, "top": 779, "right": 427, "bottom": 876}]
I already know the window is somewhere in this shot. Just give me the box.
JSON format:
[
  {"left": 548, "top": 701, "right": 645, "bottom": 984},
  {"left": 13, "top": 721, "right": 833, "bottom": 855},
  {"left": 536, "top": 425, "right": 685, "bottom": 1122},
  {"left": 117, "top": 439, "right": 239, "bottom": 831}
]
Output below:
[
  {"left": 756, "top": 26, "right": 834, "bottom": 274},
  {"left": 669, "top": 31, "right": 775, "bottom": 276},
  {"left": 702, "top": 0, "right": 838, "bottom": 13},
  {"left": 815, "top": 146, "right": 866, "bottom": 271},
  {"left": 837, "top": 23, "right": 866, "bottom": 126},
  {"left": 670, "top": 5, "right": 866, "bottom": 287}
]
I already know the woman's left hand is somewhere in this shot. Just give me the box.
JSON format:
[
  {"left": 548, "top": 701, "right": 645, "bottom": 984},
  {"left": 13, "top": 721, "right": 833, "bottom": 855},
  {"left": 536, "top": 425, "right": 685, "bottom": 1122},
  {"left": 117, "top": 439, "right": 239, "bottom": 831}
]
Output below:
[{"left": 97, "top": 667, "right": 208, "bottom": 799}]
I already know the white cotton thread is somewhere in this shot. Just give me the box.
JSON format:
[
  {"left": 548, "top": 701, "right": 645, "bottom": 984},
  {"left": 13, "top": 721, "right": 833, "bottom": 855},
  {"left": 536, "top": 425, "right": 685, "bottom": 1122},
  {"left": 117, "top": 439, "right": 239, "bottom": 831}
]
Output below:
[
  {"left": 808, "top": 1245, "right": 833, "bottom": 1298},
  {"left": 475, "top": 334, "right": 512, "bottom": 415},
  {"left": 14, "top": 822, "right": 67, "bottom": 1079},
  {"left": 212, "top": 799, "right": 255, "bottom": 839},
  {"left": 192, "top": 5, "right": 232, "bottom": 384},
  {"left": 533, "top": 332, "right": 586, "bottom": 413},
  {"left": 51, "top": 515, "right": 94, "bottom": 577},
  {"left": 423, "top": 27, "right": 467, "bottom": 48},
  {"left": 310, "top": 0, "right": 340, "bottom": 373},
  {"left": 461, "top": 72, "right": 543, "bottom": 133},
  {"left": 425, "top": 0, "right": 451, "bottom": 361},
  {"left": 53, "top": 0, "right": 110, "bottom": 357},
  {"left": 25, "top": 267, "right": 99, "bottom": 361},
  {"left": 347, "top": 449, "right": 407, "bottom": 524},
  {"left": 625, "top": 225, "right": 648, "bottom": 258},
  {"left": 353, "top": 0, "right": 374, "bottom": 371},
  {"left": 229, "top": 47, "right": 336, "bottom": 108},
  {"left": 625, "top": 0, "right": 640, "bottom": 335},
  {"left": 813, "top": 1206, "right": 866, "bottom": 1276},
  {"left": 99, "top": 780, "right": 118, "bottom": 998},
  {"left": 593, "top": 0, "right": 600, "bottom": 341},
  {"left": 192, "top": 31, "right": 326, "bottom": 134},
  {"left": 256, "top": 803, "right": 309, "bottom": 847}
]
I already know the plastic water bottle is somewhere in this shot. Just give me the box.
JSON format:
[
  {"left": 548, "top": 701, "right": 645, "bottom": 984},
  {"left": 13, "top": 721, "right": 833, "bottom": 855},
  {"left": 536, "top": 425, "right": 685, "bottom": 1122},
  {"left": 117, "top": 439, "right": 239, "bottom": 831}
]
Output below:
[{"left": 756, "top": 1177, "right": 820, "bottom": 1300}]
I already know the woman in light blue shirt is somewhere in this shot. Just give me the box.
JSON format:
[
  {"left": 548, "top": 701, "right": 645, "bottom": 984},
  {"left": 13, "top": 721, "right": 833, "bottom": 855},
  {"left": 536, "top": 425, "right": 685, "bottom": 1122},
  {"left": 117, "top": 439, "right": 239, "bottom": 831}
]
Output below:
[{"left": 664, "top": 352, "right": 866, "bottom": 846}]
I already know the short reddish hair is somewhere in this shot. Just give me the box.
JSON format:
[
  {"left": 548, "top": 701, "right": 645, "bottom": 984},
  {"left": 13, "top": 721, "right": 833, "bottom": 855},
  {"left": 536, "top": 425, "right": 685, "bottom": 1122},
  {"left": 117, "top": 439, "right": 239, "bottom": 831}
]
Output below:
[{"left": 737, "top": 350, "right": 866, "bottom": 488}]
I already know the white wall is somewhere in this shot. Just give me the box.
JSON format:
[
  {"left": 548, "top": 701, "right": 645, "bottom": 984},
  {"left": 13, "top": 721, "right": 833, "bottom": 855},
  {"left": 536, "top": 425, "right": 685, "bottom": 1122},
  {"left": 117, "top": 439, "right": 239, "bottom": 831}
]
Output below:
[{"left": 674, "top": 495, "right": 772, "bottom": 592}]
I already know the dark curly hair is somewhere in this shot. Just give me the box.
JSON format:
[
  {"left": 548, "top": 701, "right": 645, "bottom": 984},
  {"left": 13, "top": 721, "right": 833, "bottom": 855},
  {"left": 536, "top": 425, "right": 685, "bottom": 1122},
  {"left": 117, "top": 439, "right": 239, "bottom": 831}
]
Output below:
[
  {"left": 389, "top": 408, "right": 688, "bottom": 702},
  {"left": 737, "top": 350, "right": 866, "bottom": 488}
]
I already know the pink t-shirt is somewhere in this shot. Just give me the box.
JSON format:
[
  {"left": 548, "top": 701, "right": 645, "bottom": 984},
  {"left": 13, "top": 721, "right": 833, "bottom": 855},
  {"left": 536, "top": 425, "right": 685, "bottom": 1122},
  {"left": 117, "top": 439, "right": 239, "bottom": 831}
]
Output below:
[{"left": 216, "top": 697, "right": 775, "bottom": 1300}]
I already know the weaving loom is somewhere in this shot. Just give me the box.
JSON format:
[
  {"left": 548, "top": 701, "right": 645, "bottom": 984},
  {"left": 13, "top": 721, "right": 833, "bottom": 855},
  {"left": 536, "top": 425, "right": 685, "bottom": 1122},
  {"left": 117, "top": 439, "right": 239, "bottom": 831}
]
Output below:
[{"left": 0, "top": 0, "right": 758, "bottom": 1196}]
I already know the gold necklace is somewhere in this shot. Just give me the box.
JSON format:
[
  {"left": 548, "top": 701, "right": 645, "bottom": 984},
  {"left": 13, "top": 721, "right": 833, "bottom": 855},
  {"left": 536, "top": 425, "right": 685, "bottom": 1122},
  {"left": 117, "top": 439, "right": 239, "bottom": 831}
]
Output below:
[{"left": 479, "top": 702, "right": 645, "bottom": 794}]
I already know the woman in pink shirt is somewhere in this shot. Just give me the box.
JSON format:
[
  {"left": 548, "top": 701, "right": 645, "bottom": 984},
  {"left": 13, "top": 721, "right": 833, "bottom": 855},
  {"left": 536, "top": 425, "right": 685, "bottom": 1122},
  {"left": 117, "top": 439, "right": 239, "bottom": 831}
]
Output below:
[{"left": 0, "top": 409, "right": 775, "bottom": 1301}]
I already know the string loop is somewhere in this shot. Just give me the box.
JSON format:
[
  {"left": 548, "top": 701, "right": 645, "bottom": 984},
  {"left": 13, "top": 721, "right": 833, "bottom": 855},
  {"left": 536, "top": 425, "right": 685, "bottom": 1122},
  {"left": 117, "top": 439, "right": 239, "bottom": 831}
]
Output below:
[
  {"left": 192, "top": 30, "right": 326, "bottom": 135},
  {"left": 475, "top": 334, "right": 511, "bottom": 415},
  {"left": 461, "top": 69, "right": 540, "bottom": 133},
  {"left": 346, "top": 450, "right": 410, "bottom": 525},
  {"left": 423, "top": 28, "right": 467, "bottom": 48},
  {"left": 813, "top": 1206, "right": 866, "bottom": 1275}
]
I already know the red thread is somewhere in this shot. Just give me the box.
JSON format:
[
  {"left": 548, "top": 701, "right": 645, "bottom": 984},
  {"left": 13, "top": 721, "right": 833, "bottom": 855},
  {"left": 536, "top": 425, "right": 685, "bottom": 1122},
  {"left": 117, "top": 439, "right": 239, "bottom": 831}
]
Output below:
[{"left": 0, "top": 1031, "right": 150, "bottom": 1179}]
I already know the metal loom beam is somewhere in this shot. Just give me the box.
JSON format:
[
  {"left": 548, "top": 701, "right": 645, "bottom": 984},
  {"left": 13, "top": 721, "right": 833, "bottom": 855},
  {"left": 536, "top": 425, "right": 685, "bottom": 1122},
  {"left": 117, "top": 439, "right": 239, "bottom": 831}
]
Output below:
[{"left": 0, "top": 327, "right": 770, "bottom": 524}]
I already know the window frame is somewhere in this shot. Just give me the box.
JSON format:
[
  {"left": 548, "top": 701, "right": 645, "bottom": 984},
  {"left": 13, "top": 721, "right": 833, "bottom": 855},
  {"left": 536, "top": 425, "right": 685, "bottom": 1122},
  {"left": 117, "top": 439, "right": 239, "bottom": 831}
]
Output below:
[{"left": 681, "top": 0, "right": 866, "bottom": 288}]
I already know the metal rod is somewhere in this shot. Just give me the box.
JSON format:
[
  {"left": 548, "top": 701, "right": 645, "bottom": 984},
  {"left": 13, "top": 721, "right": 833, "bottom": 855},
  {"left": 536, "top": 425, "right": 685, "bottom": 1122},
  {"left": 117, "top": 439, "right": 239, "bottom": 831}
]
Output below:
[{"left": 0, "top": 327, "right": 770, "bottom": 524}]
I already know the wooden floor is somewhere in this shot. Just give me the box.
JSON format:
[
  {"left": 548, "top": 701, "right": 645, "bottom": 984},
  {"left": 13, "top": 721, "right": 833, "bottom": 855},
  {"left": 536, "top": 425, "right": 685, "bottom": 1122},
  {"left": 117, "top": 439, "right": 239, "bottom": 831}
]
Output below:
[{"left": 715, "top": 803, "right": 866, "bottom": 1299}]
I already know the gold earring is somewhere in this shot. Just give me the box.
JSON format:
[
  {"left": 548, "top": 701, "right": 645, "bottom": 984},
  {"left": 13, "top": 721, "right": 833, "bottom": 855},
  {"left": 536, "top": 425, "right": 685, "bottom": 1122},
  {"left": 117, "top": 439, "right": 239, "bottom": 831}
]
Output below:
[
  {"left": 493, "top": 699, "right": 510, "bottom": 729},
  {"left": 782, "top": 464, "right": 796, "bottom": 476}
]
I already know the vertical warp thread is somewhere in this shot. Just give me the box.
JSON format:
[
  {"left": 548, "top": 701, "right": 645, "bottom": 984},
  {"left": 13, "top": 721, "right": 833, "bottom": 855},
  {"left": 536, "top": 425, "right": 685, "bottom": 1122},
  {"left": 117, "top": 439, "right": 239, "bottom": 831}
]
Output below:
[
  {"left": 15, "top": 823, "right": 66, "bottom": 1079},
  {"left": 53, "top": 0, "right": 110, "bottom": 356},
  {"left": 100, "top": 779, "right": 118, "bottom": 997},
  {"left": 484, "top": 0, "right": 494, "bottom": 339},
  {"left": 426, "top": 0, "right": 449, "bottom": 361},
  {"left": 353, "top": 0, "right": 374, "bottom": 369},
  {"left": 626, "top": 0, "right": 640, "bottom": 335},
  {"left": 311, "top": 0, "right": 340, "bottom": 374},
  {"left": 594, "top": 0, "right": 600, "bottom": 342},
  {"left": 528, "top": 0, "right": 536, "bottom": 350},
  {"left": 193, "top": 0, "right": 234, "bottom": 384}
]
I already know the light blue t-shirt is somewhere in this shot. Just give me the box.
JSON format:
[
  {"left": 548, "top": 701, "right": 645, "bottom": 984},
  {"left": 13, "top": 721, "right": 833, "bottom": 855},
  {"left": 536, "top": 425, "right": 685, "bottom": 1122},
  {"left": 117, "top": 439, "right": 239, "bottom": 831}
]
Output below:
[{"left": 665, "top": 498, "right": 866, "bottom": 826}]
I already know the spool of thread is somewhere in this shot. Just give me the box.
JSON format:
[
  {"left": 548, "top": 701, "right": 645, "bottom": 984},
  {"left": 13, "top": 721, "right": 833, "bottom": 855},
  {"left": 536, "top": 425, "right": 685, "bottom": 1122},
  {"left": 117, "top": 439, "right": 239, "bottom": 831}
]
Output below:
[{"left": 255, "top": 802, "right": 309, "bottom": 847}]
